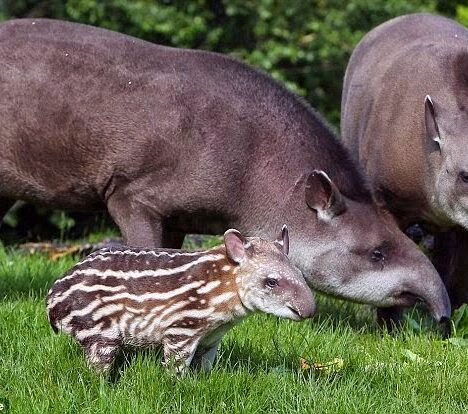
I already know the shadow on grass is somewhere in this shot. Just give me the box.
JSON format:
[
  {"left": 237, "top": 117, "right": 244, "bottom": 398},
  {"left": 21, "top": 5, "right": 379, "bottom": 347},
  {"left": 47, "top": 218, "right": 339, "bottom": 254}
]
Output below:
[
  {"left": 312, "top": 293, "right": 447, "bottom": 337},
  {"left": 312, "top": 294, "right": 379, "bottom": 334},
  {"left": 0, "top": 248, "right": 78, "bottom": 300},
  {"left": 73, "top": 341, "right": 306, "bottom": 384},
  {"left": 111, "top": 341, "right": 298, "bottom": 381}
]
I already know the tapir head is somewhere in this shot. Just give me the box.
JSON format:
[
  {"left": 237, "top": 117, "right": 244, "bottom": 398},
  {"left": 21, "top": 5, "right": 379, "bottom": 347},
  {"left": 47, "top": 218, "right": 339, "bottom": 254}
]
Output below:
[
  {"left": 424, "top": 87, "right": 468, "bottom": 229},
  {"left": 288, "top": 170, "right": 451, "bottom": 323}
]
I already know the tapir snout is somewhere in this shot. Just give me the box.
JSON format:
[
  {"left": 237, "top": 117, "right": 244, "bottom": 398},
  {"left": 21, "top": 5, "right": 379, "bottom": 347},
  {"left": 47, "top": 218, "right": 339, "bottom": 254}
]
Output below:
[
  {"left": 375, "top": 240, "right": 452, "bottom": 324},
  {"left": 291, "top": 285, "right": 316, "bottom": 319},
  {"left": 405, "top": 270, "right": 451, "bottom": 323}
]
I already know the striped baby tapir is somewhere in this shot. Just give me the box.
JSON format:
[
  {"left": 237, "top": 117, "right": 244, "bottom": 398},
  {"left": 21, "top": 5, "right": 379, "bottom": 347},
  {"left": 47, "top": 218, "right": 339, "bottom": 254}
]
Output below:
[{"left": 46, "top": 226, "right": 315, "bottom": 373}]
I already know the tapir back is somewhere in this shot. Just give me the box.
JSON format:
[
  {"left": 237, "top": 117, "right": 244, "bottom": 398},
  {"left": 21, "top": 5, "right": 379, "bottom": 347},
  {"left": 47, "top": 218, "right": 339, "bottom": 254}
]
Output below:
[
  {"left": 0, "top": 18, "right": 220, "bottom": 210},
  {"left": 0, "top": 18, "right": 368, "bottom": 217},
  {"left": 47, "top": 246, "right": 233, "bottom": 338},
  {"left": 341, "top": 13, "right": 468, "bottom": 223}
]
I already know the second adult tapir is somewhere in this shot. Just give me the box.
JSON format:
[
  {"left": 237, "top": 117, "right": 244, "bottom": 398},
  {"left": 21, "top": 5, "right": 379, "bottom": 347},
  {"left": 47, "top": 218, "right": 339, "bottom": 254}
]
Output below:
[
  {"left": 0, "top": 18, "right": 451, "bottom": 323},
  {"left": 341, "top": 13, "right": 468, "bottom": 315}
]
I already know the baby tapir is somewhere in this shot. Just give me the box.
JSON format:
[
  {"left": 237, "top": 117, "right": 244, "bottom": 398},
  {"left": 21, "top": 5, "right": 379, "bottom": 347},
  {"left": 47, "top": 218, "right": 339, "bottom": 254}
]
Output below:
[{"left": 46, "top": 226, "right": 314, "bottom": 373}]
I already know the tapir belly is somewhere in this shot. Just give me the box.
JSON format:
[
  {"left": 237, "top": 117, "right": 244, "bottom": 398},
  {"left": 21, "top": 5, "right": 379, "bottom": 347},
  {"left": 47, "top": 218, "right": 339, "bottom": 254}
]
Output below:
[{"left": 0, "top": 162, "right": 103, "bottom": 211}]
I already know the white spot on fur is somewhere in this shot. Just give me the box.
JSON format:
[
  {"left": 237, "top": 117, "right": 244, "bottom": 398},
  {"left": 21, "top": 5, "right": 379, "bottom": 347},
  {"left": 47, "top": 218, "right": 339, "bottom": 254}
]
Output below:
[
  {"left": 75, "top": 323, "right": 117, "bottom": 341},
  {"left": 162, "top": 308, "right": 215, "bottom": 328},
  {"left": 165, "top": 327, "right": 201, "bottom": 337},
  {"left": 98, "top": 281, "right": 205, "bottom": 304}
]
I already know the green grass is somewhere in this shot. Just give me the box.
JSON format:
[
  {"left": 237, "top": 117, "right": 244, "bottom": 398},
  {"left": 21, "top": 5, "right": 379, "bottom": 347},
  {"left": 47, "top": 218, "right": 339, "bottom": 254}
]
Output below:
[{"left": 1, "top": 242, "right": 468, "bottom": 414}]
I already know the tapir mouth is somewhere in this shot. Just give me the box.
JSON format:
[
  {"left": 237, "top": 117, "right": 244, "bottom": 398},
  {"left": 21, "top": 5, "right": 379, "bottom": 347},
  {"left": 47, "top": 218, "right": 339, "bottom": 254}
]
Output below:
[
  {"left": 286, "top": 305, "right": 303, "bottom": 320},
  {"left": 393, "top": 292, "right": 451, "bottom": 324}
]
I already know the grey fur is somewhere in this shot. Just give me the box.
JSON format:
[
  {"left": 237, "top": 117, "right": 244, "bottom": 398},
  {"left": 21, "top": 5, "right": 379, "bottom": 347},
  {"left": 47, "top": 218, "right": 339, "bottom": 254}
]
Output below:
[{"left": 342, "top": 12, "right": 468, "bottom": 312}]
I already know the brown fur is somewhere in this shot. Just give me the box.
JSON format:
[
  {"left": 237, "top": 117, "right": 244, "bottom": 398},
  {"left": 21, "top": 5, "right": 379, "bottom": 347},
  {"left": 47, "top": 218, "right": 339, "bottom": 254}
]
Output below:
[{"left": 47, "top": 236, "right": 314, "bottom": 372}]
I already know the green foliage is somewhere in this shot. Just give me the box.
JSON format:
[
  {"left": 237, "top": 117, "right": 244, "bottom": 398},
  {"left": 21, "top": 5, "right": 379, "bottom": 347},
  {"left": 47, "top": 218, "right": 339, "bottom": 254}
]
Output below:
[
  {"left": 451, "top": 303, "right": 468, "bottom": 338},
  {"left": 48, "top": 211, "right": 76, "bottom": 240},
  {"left": 457, "top": 4, "right": 468, "bottom": 26}
]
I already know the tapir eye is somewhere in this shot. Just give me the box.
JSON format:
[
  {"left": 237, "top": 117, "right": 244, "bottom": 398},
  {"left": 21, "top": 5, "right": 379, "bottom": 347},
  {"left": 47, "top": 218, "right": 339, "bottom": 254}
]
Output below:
[
  {"left": 265, "top": 278, "right": 279, "bottom": 288},
  {"left": 459, "top": 171, "right": 468, "bottom": 184},
  {"left": 371, "top": 249, "right": 385, "bottom": 262}
]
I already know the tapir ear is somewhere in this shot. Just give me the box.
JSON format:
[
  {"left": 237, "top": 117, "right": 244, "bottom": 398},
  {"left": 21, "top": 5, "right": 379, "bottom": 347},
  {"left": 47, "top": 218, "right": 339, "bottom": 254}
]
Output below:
[
  {"left": 274, "top": 224, "right": 289, "bottom": 255},
  {"left": 305, "top": 170, "right": 347, "bottom": 221},
  {"left": 224, "top": 229, "right": 250, "bottom": 264},
  {"left": 425, "top": 95, "right": 442, "bottom": 152}
]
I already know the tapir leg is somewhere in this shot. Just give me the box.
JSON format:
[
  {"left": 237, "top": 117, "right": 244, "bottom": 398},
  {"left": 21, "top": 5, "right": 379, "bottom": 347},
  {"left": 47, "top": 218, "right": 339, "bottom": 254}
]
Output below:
[
  {"left": 434, "top": 229, "right": 468, "bottom": 309},
  {"left": 82, "top": 337, "right": 121, "bottom": 373},
  {"left": 451, "top": 230, "right": 468, "bottom": 308},
  {"left": 106, "top": 194, "right": 164, "bottom": 248},
  {"left": 162, "top": 335, "right": 201, "bottom": 374},
  {"left": 432, "top": 231, "right": 458, "bottom": 304},
  {"left": 106, "top": 191, "right": 187, "bottom": 248},
  {"left": 192, "top": 340, "right": 221, "bottom": 371}
]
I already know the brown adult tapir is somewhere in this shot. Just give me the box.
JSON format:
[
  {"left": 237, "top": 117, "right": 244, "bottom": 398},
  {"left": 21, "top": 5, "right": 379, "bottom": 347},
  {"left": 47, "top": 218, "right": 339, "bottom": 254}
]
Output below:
[
  {"left": 342, "top": 13, "right": 468, "bottom": 317},
  {"left": 0, "top": 18, "right": 451, "bottom": 323}
]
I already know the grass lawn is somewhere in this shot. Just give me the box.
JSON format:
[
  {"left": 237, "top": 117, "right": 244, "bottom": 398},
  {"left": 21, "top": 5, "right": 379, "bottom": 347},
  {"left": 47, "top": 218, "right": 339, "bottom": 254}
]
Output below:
[{"left": 1, "top": 240, "right": 468, "bottom": 414}]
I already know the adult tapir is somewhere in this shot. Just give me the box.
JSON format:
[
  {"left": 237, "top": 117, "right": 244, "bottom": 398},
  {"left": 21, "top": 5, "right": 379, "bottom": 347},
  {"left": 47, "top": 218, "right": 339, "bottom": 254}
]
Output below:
[
  {"left": 342, "top": 13, "right": 468, "bottom": 317},
  {"left": 0, "top": 18, "right": 451, "bottom": 323}
]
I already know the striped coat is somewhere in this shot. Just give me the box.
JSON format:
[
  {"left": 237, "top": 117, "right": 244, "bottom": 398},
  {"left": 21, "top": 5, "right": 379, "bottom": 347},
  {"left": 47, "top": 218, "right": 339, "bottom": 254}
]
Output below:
[{"left": 46, "top": 229, "right": 314, "bottom": 373}]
